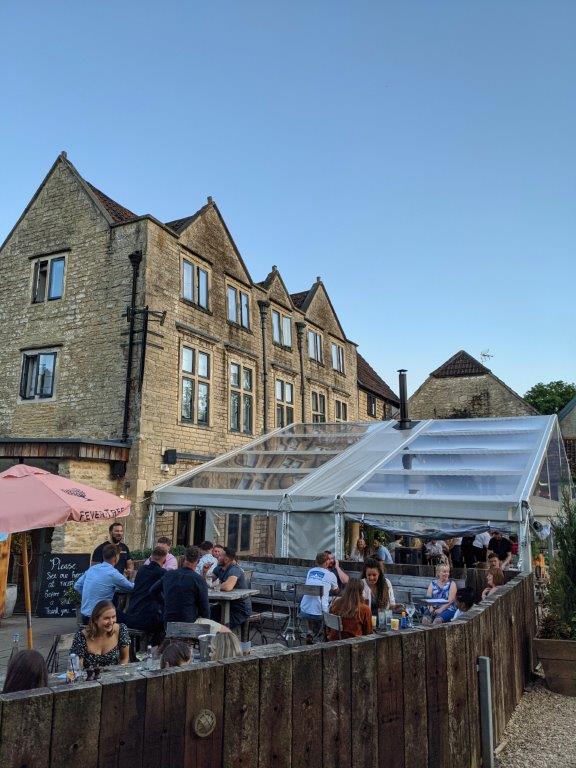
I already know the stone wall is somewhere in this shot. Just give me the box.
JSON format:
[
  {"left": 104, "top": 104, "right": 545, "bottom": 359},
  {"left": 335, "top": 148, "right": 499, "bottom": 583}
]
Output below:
[
  {"left": 358, "top": 388, "right": 393, "bottom": 421},
  {"left": 409, "top": 373, "right": 535, "bottom": 420}
]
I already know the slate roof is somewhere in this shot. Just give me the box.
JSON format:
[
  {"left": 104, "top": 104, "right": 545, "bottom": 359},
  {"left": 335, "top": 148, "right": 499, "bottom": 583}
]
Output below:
[
  {"left": 290, "top": 290, "right": 310, "bottom": 309},
  {"left": 86, "top": 182, "right": 137, "bottom": 224},
  {"left": 430, "top": 350, "right": 491, "bottom": 379},
  {"left": 558, "top": 395, "right": 576, "bottom": 422},
  {"left": 357, "top": 353, "right": 399, "bottom": 404}
]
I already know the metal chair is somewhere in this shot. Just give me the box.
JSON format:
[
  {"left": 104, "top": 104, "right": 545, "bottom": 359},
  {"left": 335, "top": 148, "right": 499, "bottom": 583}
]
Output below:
[
  {"left": 248, "top": 582, "right": 289, "bottom": 644},
  {"left": 45, "top": 633, "right": 75, "bottom": 672},
  {"left": 295, "top": 584, "right": 324, "bottom": 644},
  {"left": 322, "top": 611, "right": 343, "bottom": 641}
]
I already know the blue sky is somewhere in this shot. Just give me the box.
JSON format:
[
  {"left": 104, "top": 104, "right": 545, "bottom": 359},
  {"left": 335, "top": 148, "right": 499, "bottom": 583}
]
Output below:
[{"left": 1, "top": 1, "right": 574, "bottom": 396}]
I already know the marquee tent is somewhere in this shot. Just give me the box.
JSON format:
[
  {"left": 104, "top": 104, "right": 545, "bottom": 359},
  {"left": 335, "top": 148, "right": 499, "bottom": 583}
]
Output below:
[{"left": 150, "top": 415, "right": 571, "bottom": 571}]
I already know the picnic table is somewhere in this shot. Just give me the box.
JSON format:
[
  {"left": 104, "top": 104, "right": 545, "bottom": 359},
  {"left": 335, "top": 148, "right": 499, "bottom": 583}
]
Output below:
[{"left": 208, "top": 587, "right": 259, "bottom": 626}]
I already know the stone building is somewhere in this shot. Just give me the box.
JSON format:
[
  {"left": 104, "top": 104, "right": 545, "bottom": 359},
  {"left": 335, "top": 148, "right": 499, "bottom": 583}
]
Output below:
[
  {"left": 409, "top": 350, "right": 537, "bottom": 420},
  {"left": 357, "top": 354, "right": 399, "bottom": 421},
  {"left": 558, "top": 396, "right": 576, "bottom": 477},
  {"left": 0, "top": 153, "right": 397, "bottom": 557}
]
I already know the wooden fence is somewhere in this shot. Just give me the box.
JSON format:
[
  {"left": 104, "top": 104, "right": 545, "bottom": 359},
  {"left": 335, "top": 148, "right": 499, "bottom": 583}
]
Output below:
[{"left": 0, "top": 573, "right": 535, "bottom": 768}]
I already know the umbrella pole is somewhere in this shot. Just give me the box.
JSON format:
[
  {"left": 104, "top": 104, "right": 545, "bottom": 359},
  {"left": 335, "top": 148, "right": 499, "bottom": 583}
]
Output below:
[{"left": 21, "top": 531, "right": 33, "bottom": 649}]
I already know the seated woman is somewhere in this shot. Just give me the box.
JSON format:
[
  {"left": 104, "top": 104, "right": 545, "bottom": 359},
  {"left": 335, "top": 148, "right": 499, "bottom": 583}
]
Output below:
[
  {"left": 210, "top": 630, "right": 243, "bottom": 661},
  {"left": 349, "top": 537, "right": 367, "bottom": 562},
  {"left": 161, "top": 640, "right": 192, "bottom": 668},
  {"left": 2, "top": 650, "right": 48, "bottom": 694},
  {"left": 328, "top": 579, "right": 373, "bottom": 639},
  {"left": 422, "top": 564, "right": 458, "bottom": 625},
  {"left": 70, "top": 599, "right": 130, "bottom": 667},
  {"left": 361, "top": 558, "right": 401, "bottom": 616},
  {"left": 481, "top": 568, "right": 506, "bottom": 599}
]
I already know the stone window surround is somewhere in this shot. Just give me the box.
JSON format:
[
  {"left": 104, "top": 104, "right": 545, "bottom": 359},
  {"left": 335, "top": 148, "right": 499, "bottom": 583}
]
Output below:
[
  {"left": 179, "top": 340, "right": 211, "bottom": 428},
  {"left": 30, "top": 251, "right": 68, "bottom": 304},
  {"left": 181, "top": 254, "right": 210, "bottom": 311},
  {"left": 311, "top": 389, "right": 327, "bottom": 423},
  {"left": 271, "top": 307, "right": 292, "bottom": 349},
  {"left": 335, "top": 399, "right": 348, "bottom": 422},
  {"left": 330, "top": 340, "right": 345, "bottom": 375},
  {"left": 18, "top": 345, "right": 60, "bottom": 403},
  {"left": 226, "top": 281, "right": 251, "bottom": 330},
  {"left": 367, "top": 393, "right": 377, "bottom": 418},
  {"left": 229, "top": 359, "right": 255, "bottom": 435},
  {"left": 275, "top": 377, "right": 295, "bottom": 428},
  {"left": 307, "top": 328, "right": 324, "bottom": 364}
]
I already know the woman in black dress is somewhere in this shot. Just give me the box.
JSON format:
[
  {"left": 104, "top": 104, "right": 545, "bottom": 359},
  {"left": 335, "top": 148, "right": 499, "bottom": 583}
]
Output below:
[{"left": 71, "top": 600, "right": 130, "bottom": 668}]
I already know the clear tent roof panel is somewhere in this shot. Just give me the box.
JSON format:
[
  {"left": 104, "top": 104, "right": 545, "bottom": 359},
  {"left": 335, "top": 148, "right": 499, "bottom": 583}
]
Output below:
[{"left": 152, "top": 415, "right": 568, "bottom": 519}]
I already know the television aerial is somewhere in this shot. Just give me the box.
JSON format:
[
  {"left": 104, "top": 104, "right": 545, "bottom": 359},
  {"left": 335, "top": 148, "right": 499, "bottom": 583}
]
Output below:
[{"left": 480, "top": 349, "right": 494, "bottom": 364}]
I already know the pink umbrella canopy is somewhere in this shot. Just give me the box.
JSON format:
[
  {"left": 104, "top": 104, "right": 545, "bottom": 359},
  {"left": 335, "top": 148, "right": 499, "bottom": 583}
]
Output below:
[{"left": 0, "top": 464, "right": 130, "bottom": 533}]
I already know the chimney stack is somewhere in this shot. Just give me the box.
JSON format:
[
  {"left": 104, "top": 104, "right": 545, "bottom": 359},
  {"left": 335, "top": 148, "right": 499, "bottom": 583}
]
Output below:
[{"left": 397, "top": 369, "right": 412, "bottom": 430}]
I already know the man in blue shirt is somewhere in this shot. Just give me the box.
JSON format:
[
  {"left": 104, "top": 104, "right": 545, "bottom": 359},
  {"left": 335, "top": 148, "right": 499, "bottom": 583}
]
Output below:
[{"left": 74, "top": 543, "right": 134, "bottom": 623}]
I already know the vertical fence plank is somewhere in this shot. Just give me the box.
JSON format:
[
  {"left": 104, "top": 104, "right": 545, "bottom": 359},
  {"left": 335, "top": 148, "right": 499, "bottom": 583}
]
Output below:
[
  {"left": 0, "top": 688, "right": 53, "bottom": 768},
  {"left": 118, "top": 674, "right": 147, "bottom": 766},
  {"left": 462, "top": 616, "right": 481, "bottom": 768},
  {"left": 425, "top": 626, "right": 449, "bottom": 768},
  {"left": 322, "top": 640, "right": 352, "bottom": 768},
  {"left": 143, "top": 672, "right": 166, "bottom": 768},
  {"left": 49, "top": 682, "right": 102, "bottom": 768},
  {"left": 185, "top": 663, "right": 225, "bottom": 768},
  {"left": 401, "top": 632, "right": 428, "bottom": 768},
  {"left": 222, "top": 657, "right": 260, "bottom": 768},
  {"left": 376, "top": 634, "right": 404, "bottom": 768},
  {"left": 258, "top": 652, "right": 292, "bottom": 768},
  {"left": 292, "top": 646, "right": 323, "bottom": 768},
  {"left": 162, "top": 666, "right": 189, "bottom": 768},
  {"left": 97, "top": 677, "right": 126, "bottom": 768},
  {"left": 351, "top": 637, "right": 379, "bottom": 768},
  {"left": 446, "top": 622, "right": 471, "bottom": 768}
]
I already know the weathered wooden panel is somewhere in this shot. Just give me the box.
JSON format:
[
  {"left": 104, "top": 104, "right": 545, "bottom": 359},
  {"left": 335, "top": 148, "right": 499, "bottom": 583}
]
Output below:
[
  {"left": 0, "top": 688, "right": 53, "bottom": 768},
  {"left": 291, "top": 646, "right": 323, "bottom": 768},
  {"left": 322, "top": 641, "right": 352, "bottom": 768},
  {"left": 258, "top": 652, "right": 292, "bottom": 768},
  {"left": 376, "top": 634, "right": 404, "bottom": 768},
  {"left": 350, "top": 637, "right": 379, "bottom": 768},
  {"left": 97, "top": 676, "right": 126, "bottom": 768},
  {"left": 118, "top": 673, "right": 147, "bottom": 765},
  {"left": 49, "top": 682, "right": 102, "bottom": 768},
  {"left": 446, "top": 622, "right": 471, "bottom": 768},
  {"left": 425, "top": 626, "right": 449, "bottom": 768},
  {"left": 222, "top": 657, "right": 260, "bottom": 768},
  {"left": 184, "top": 663, "right": 225, "bottom": 768},
  {"left": 401, "top": 632, "right": 428, "bottom": 768},
  {"left": 143, "top": 671, "right": 166, "bottom": 768}
]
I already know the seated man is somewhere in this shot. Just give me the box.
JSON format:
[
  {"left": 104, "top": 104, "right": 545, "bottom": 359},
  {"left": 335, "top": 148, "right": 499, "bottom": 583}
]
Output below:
[
  {"left": 151, "top": 545, "right": 210, "bottom": 624},
  {"left": 74, "top": 544, "right": 134, "bottom": 624},
  {"left": 211, "top": 547, "right": 252, "bottom": 631},
  {"left": 196, "top": 540, "right": 219, "bottom": 579},
  {"left": 488, "top": 530, "right": 513, "bottom": 568},
  {"left": 124, "top": 546, "right": 167, "bottom": 644},
  {"left": 299, "top": 551, "right": 338, "bottom": 642},
  {"left": 144, "top": 536, "right": 178, "bottom": 570},
  {"left": 452, "top": 587, "right": 475, "bottom": 620},
  {"left": 323, "top": 550, "right": 349, "bottom": 595}
]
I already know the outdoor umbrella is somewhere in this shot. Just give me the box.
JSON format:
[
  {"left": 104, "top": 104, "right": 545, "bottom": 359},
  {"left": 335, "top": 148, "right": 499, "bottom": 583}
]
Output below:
[{"left": 0, "top": 464, "right": 131, "bottom": 648}]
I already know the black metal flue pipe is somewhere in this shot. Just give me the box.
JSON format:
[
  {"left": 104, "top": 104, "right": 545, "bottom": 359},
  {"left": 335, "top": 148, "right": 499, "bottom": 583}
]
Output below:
[{"left": 397, "top": 369, "right": 411, "bottom": 430}]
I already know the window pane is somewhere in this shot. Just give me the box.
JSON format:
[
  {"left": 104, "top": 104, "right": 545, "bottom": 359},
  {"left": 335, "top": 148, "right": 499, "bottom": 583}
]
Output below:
[
  {"left": 230, "top": 363, "right": 240, "bottom": 388},
  {"left": 286, "top": 406, "right": 294, "bottom": 425},
  {"left": 342, "top": 403, "right": 348, "bottom": 421},
  {"left": 272, "top": 311, "right": 281, "bottom": 343},
  {"left": 308, "top": 331, "right": 315, "bottom": 359},
  {"left": 230, "top": 391, "right": 240, "bottom": 430},
  {"left": 198, "top": 268, "right": 208, "bottom": 308},
  {"left": 227, "top": 287, "right": 237, "bottom": 322},
  {"left": 240, "top": 292, "right": 250, "bottom": 328},
  {"left": 183, "top": 260, "right": 193, "bottom": 301},
  {"left": 198, "top": 352, "right": 209, "bottom": 378},
  {"left": 34, "top": 260, "right": 48, "bottom": 303},
  {"left": 181, "top": 378, "right": 194, "bottom": 421},
  {"left": 319, "top": 394, "right": 326, "bottom": 414},
  {"left": 336, "top": 401, "right": 341, "bottom": 420},
  {"left": 276, "top": 404, "right": 285, "bottom": 428},
  {"left": 285, "top": 382, "right": 293, "bottom": 404},
  {"left": 240, "top": 515, "right": 251, "bottom": 551},
  {"left": 312, "top": 392, "right": 318, "bottom": 411},
  {"left": 283, "top": 316, "right": 292, "bottom": 346},
  {"left": 243, "top": 394, "right": 253, "bottom": 434},
  {"left": 243, "top": 367, "right": 253, "bottom": 392},
  {"left": 182, "top": 346, "right": 194, "bottom": 373},
  {"left": 37, "top": 354, "right": 55, "bottom": 397},
  {"left": 197, "top": 382, "right": 209, "bottom": 425},
  {"left": 331, "top": 344, "right": 337, "bottom": 369},
  {"left": 275, "top": 379, "right": 284, "bottom": 401},
  {"left": 21, "top": 355, "right": 37, "bottom": 399},
  {"left": 227, "top": 514, "right": 239, "bottom": 549},
  {"left": 48, "top": 258, "right": 65, "bottom": 300}
]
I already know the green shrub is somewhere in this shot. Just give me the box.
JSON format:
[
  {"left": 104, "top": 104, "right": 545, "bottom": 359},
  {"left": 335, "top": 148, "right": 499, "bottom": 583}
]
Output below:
[{"left": 541, "top": 489, "right": 576, "bottom": 640}]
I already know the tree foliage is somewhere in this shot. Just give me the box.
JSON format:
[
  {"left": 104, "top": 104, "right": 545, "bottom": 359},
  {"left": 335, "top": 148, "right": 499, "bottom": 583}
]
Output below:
[
  {"left": 524, "top": 380, "right": 576, "bottom": 415},
  {"left": 541, "top": 490, "right": 576, "bottom": 640}
]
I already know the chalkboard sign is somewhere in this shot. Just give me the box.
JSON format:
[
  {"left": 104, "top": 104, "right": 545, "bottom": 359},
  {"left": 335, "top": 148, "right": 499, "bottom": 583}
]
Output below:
[{"left": 36, "top": 553, "right": 90, "bottom": 618}]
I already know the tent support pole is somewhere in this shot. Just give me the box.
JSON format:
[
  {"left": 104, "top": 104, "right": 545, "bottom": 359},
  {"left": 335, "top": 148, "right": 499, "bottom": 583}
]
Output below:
[{"left": 21, "top": 531, "right": 33, "bottom": 649}]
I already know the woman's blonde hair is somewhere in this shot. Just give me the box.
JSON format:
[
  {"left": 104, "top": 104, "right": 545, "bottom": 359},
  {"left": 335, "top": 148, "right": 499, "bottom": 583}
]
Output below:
[
  {"left": 210, "top": 631, "right": 242, "bottom": 661},
  {"left": 86, "top": 600, "right": 115, "bottom": 640},
  {"left": 435, "top": 563, "right": 450, "bottom": 578}
]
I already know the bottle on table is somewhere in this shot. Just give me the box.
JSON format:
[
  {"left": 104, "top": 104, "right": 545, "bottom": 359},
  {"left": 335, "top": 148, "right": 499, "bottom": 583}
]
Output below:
[
  {"left": 400, "top": 611, "right": 408, "bottom": 629},
  {"left": 9, "top": 633, "right": 20, "bottom": 662},
  {"left": 67, "top": 653, "right": 80, "bottom": 683},
  {"left": 145, "top": 645, "right": 154, "bottom": 670}
]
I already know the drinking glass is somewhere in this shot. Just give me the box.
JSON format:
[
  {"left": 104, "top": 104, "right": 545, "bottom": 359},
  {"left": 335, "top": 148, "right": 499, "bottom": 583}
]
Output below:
[
  {"left": 406, "top": 603, "right": 416, "bottom": 628},
  {"left": 385, "top": 610, "right": 393, "bottom": 630}
]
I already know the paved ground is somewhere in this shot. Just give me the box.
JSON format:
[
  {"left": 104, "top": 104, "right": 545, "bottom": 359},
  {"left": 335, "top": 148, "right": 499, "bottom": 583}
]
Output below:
[
  {"left": 495, "top": 677, "right": 576, "bottom": 768},
  {"left": 0, "top": 613, "right": 77, "bottom": 671}
]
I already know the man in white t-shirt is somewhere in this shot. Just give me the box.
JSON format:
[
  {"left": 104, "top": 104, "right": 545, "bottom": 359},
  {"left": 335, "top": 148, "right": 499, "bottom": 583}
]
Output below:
[
  {"left": 195, "top": 540, "right": 218, "bottom": 579},
  {"left": 299, "top": 552, "right": 338, "bottom": 640},
  {"left": 472, "top": 531, "right": 491, "bottom": 563}
]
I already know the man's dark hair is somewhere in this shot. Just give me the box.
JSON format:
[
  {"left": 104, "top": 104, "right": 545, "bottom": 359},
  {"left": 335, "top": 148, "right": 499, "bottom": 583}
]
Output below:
[
  {"left": 157, "top": 536, "right": 172, "bottom": 546},
  {"left": 185, "top": 545, "right": 202, "bottom": 564},
  {"left": 200, "top": 540, "right": 213, "bottom": 551},
  {"left": 315, "top": 551, "right": 329, "bottom": 566},
  {"left": 109, "top": 522, "right": 123, "bottom": 533},
  {"left": 455, "top": 587, "right": 475, "bottom": 611},
  {"left": 102, "top": 543, "right": 120, "bottom": 561},
  {"left": 151, "top": 546, "right": 167, "bottom": 560},
  {"left": 2, "top": 650, "right": 48, "bottom": 694},
  {"left": 223, "top": 546, "right": 236, "bottom": 560}
]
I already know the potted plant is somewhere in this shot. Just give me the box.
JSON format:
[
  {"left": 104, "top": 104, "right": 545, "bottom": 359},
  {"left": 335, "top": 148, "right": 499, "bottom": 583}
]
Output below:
[{"left": 534, "top": 489, "right": 576, "bottom": 695}]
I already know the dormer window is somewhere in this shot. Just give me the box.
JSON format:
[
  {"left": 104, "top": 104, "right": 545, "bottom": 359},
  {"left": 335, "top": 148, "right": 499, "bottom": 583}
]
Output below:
[
  {"left": 272, "top": 310, "right": 292, "bottom": 347},
  {"left": 32, "top": 254, "right": 65, "bottom": 303},
  {"left": 182, "top": 258, "right": 209, "bottom": 309},
  {"left": 227, "top": 285, "right": 250, "bottom": 329},
  {"left": 307, "top": 330, "right": 323, "bottom": 363},
  {"left": 331, "top": 342, "right": 345, "bottom": 373}
]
